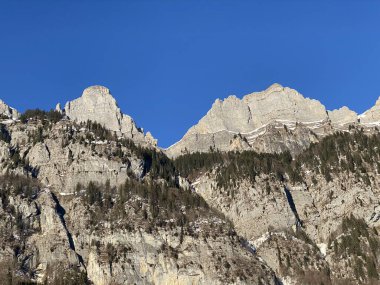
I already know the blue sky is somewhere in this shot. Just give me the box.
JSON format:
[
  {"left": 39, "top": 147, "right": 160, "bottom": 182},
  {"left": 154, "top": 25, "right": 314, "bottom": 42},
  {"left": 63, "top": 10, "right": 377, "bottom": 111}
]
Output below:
[{"left": 1, "top": 1, "right": 380, "bottom": 147}]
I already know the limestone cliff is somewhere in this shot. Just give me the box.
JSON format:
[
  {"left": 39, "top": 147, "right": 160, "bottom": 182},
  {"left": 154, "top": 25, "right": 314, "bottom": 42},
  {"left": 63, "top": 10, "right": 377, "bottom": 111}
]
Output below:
[
  {"left": 166, "top": 84, "right": 364, "bottom": 157},
  {"left": 63, "top": 85, "right": 156, "bottom": 146}
]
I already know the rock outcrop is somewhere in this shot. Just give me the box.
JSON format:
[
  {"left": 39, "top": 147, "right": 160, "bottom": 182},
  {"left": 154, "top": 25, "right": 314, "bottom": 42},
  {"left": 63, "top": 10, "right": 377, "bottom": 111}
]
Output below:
[
  {"left": 0, "top": 99, "right": 20, "bottom": 119},
  {"left": 4, "top": 119, "right": 144, "bottom": 193}
]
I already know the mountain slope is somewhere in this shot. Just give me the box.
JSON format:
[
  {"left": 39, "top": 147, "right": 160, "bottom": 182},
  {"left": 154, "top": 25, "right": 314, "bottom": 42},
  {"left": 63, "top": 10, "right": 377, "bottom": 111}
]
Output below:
[
  {"left": 0, "top": 100, "right": 280, "bottom": 285},
  {"left": 173, "top": 129, "right": 380, "bottom": 284},
  {"left": 2, "top": 85, "right": 380, "bottom": 284}
]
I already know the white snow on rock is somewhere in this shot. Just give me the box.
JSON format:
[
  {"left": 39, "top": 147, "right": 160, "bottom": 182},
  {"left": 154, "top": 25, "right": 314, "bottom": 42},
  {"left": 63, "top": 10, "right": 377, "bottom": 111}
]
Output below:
[{"left": 317, "top": 243, "right": 327, "bottom": 256}]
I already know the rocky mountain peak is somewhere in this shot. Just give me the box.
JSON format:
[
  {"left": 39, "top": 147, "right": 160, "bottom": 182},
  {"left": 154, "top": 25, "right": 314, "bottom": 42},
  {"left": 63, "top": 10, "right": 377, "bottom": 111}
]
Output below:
[
  {"left": 266, "top": 82, "right": 284, "bottom": 92},
  {"left": 82, "top": 85, "right": 111, "bottom": 97},
  {"left": 63, "top": 85, "right": 156, "bottom": 145},
  {"left": 166, "top": 83, "right": 329, "bottom": 157}
]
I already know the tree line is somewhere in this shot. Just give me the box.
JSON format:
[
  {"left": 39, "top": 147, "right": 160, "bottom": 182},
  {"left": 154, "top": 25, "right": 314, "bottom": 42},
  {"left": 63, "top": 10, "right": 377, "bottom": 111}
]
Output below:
[{"left": 173, "top": 129, "right": 380, "bottom": 188}]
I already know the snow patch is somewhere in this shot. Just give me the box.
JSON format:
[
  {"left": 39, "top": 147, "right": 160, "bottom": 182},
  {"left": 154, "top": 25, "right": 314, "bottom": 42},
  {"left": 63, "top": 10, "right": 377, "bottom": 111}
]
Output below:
[
  {"left": 317, "top": 243, "right": 327, "bottom": 256},
  {"left": 0, "top": 119, "right": 15, "bottom": 124},
  {"left": 251, "top": 231, "right": 271, "bottom": 249},
  {"left": 59, "top": 192, "right": 74, "bottom": 196},
  {"left": 281, "top": 276, "right": 295, "bottom": 285},
  {"left": 361, "top": 121, "right": 380, "bottom": 126}
]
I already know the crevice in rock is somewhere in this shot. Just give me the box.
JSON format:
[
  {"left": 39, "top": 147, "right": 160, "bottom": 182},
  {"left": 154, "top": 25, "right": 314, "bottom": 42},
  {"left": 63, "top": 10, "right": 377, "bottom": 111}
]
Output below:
[
  {"left": 283, "top": 186, "right": 301, "bottom": 227},
  {"left": 247, "top": 105, "right": 252, "bottom": 124},
  {"left": 50, "top": 192, "right": 86, "bottom": 269},
  {"left": 44, "top": 143, "right": 51, "bottom": 159}
]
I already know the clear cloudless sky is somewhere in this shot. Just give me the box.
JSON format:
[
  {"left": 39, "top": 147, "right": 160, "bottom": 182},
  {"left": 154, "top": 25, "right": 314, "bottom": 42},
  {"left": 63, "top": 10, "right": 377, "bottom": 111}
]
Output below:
[{"left": 1, "top": 0, "right": 380, "bottom": 147}]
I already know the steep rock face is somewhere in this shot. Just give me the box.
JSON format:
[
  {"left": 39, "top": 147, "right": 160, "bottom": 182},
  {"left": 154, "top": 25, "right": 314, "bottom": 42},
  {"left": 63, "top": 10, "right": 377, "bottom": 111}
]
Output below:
[
  {"left": 0, "top": 181, "right": 84, "bottom": 283},
  {"left": 249, "top": 123, "right": 320, "bottom": 154},
  {"left": 0, "top": 99, "right": 20, "bottom": 119},
  {"left": 241, "top": 83, "right": 327, "bottom": 129},
  {"left": 1, "top": 120, "right": 145, "bottom": 193},
  {"left": 64, "top": 85, "right": 155, "bottom": 145},
  {"left": 193, "top": 175, "right": 297, "bottom": 242},
  {"left": 359, "top": 97, "right": 380, "bottom": 125},
  {"left": 62, "top": 195, "right": 279, "bottom": 285},
  {"left": 28, "top": 190, "right": 83, "bottom": 279},
  {"left": 257, "top": 233, "right": 331, "bottom": 285},
  {"left": 190, "top": 167, "right": 380, "bottom": 284},
  {"left": 182, "top": 131, "right": 380, "bottom": 284}
]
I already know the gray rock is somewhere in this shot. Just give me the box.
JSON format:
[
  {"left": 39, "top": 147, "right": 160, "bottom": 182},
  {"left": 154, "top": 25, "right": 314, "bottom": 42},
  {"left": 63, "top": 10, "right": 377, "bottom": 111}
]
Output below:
[
  {"left": 166, "top": 84, "right": 380, "bottom": 158},
  {"left": 64, "top": 85, "right": 156, "bottom": 145},
  {"left": 328, "top": 106, "right": 358, "bottom": 126},
  {"left": 166, "top": 84, "right": 329, "bottom": 157},
  {"left": 55, "top": 103, "right": 62, "bottom": 113},
  {"left": 0, "top": 99, "right": 20, "bottom": 119},
  {"left": 359, "top": 96, "right": 380, "bottom": 125}
]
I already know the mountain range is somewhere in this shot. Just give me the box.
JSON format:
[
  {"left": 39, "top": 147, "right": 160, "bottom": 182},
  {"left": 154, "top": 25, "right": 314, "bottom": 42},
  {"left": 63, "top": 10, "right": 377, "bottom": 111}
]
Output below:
[{"left": 0, "top": 84, "right": 380, "bottom": 285}]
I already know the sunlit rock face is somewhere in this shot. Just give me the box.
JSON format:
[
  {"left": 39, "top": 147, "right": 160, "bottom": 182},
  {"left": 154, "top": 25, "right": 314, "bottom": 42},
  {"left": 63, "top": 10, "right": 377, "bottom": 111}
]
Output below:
[
  {"left": 0, "top": 99, "right": 20, "bottom": 119},
  {"left": 328, "top": 106, "right": 358, "bottom": 127},
  {"left": 166, "top": 84, "right": 380, "bottom": 158},
  {"left": 188, "top": 83, "right": 328, "bottom": 135},
  {"left": 166, "top": 83, "right": 331, "bottom": 157},
  {"left": 64, "top": 85, "right": 154, "bottom": 145},
  {"left": 359, "top": 96, "right": 380, "bottom": 125}
]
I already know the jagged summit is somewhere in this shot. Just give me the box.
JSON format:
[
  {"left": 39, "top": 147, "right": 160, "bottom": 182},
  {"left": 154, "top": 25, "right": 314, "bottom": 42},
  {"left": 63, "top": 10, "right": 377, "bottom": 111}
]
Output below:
[
  {"left": 261, "top": 82, "right": 284, "bottom": 92},
  {"left": 63, "top": 85, "right": 157, "bottom": 146},
  {"left": 165, "top": 83, "right": 379, "bottom": 157},
  {"left": 166, "top": 84, "right": 328, "bottom": 157}
]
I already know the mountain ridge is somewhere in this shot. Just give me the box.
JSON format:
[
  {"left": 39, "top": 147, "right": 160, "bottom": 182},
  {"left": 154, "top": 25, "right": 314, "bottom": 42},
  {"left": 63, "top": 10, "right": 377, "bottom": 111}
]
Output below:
[
  {"left": 1, "top": 85, "right": 380, "bottom": 284},
  {"left": 166, "top": 83, "right": 380, "bottom": 157},
  {"left": 0, "top": 83, "right": 380, "bottom": 157}
]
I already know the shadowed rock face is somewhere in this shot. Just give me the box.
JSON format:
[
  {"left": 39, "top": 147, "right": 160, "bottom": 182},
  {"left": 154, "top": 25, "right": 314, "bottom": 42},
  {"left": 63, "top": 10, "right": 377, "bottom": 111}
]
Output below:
[{"left": 64, "top": 85, "right": 156, "bottom": 145}]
